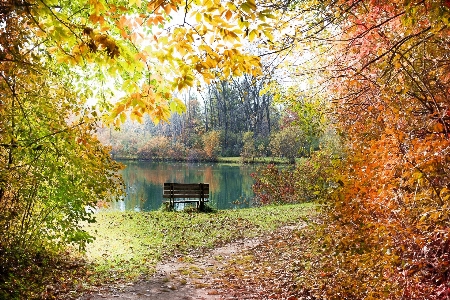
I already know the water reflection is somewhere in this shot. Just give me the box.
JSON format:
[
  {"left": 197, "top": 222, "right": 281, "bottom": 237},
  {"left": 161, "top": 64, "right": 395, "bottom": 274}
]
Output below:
[{"left": 110, "top": 161, "right": 257, "bottom": 211}]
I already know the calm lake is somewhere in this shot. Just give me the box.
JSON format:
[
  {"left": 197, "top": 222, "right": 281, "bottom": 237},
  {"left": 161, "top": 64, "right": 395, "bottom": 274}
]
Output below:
[{"left": 110, "top": 161, "right": 258, "bottom": 211}]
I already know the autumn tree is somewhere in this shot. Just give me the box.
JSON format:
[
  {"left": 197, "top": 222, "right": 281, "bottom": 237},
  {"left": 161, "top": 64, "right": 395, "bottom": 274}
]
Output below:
[
  {"left": 11, "top": 78, "right": 121, "bottom": 269},
  {"left": 202, "top": 130, "right": 221, "bottom": 160},
  {"left": 264, "top": 0, "right": 450, "bottom": 298},
  {"left": 203, "top": 75, "right": 279, "bottom": 155},
  {"left": 269, "top": 125, "right": 306, "bottom": 163},
  {"left": 0, "top": 0, "right": 278, "bottom": 297},
  {"left": 241, "top": 131, "right": 256, "bottom": 162},
  {"left": 0, "top": 0, "right": 123, "bottom": 252}
]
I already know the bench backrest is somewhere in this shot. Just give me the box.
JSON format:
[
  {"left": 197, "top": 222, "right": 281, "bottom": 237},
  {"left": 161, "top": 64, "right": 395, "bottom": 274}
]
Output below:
[{"left": 163, "top": 183, "right": 210, "bottom": 199}]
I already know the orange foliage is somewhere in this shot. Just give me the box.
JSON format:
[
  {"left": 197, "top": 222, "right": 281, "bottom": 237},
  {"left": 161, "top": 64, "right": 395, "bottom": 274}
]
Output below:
[{"left": 308, "top": 0, "right": 450, "bottom": 298}]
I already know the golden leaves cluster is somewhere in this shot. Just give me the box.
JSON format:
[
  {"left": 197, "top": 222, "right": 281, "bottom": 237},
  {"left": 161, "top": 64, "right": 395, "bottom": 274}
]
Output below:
[{"left": 20, "top": 0, "right": 280, "bottom": 126}]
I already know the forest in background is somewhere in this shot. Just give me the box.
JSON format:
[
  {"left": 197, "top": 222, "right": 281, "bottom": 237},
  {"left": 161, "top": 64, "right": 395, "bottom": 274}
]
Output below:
[{"left": 98, "top": 77, "right": 330, "bottom": 162}]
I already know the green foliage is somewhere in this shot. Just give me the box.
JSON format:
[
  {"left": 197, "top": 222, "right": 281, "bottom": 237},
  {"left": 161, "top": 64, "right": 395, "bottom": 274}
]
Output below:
[
  {"left": 269, "top": 125, "right": 306, "bottom": 163},
  {"left": 240, "top": 131, "right": 256, "bottom": 163},
  {"left": 295, "top": 150, "right": 339, "bottom": 201},
  {"left": 0, "top": 63, "right": 124, "bottom": 299},
  {"left": 271, "top": 87, "right": 328, "bottom": 156},
  {"left": 0, "top": 64, "right": 124, "bottom": 253},
  {"left": 219, "top": 131, "right": 243, "bottom": 157},
  {"left": 252, "top": 150, "right": 337, "bottom": 205}
]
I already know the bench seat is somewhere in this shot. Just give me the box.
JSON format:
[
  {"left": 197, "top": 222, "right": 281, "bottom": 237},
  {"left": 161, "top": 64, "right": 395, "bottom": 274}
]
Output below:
[{"left": 163, "top": 183, "right": 210, "bottom": 209}]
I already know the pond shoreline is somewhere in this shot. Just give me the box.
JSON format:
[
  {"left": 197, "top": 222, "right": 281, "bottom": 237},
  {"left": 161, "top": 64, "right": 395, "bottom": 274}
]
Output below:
[
  {"left": 114, "top": 161, "right": 258, "bottom": 212},
  {"left": 112, "top": 156, "right": 295, "bottom": 165}
]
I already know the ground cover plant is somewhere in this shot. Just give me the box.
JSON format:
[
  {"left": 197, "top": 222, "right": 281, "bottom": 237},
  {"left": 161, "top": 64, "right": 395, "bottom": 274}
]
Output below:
[
  {"left": 83, "top": 203, "right": 315, "bottom": 283},
  {"left": 1, "top": 203, "right": 315, "bottom": 299}
]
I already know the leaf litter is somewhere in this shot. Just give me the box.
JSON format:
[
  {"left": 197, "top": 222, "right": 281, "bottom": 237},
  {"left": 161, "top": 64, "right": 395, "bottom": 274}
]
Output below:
[{"left": 78, "top": 217, "right": 321, "bottom": 300}]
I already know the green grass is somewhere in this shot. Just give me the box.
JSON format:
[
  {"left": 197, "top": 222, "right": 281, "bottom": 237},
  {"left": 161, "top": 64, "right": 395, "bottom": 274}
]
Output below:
[
  {"left": 84, "top": 203, "right": 316, "bottom": 282},
  {"left": 217, "top": 156, "right": 294, "bottom": 164},
  {"left": 115, "top": 156, "right": 295, "bottom": 164},
  {"left": 217, "top": 156, "right": 242, "bottom": 163}
]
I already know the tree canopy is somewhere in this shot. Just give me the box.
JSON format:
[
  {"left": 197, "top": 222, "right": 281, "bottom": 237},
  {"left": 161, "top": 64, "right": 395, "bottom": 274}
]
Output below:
[
  {"left": 259, "top": 0, "right": 450, "bottom": 298},
  {"left": 4, "top": 0, "right": 274, "bottom": 124},
  {"left": 0, "top": 0, "right": 274, "bottom": 255}
]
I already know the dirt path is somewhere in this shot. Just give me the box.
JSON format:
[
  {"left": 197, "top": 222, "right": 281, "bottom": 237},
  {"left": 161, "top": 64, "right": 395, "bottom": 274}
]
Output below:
[
  {"left": 78, "top": 222, "right": 312, "bottom": 300},
  {"left": 78, "top": 235, "right": 266, "bottom": 300}
]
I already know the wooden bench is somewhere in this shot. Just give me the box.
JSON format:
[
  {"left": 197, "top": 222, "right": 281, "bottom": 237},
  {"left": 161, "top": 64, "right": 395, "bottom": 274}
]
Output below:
[{"left": 163, "top": 183, "right": 209, "bottom": 209}]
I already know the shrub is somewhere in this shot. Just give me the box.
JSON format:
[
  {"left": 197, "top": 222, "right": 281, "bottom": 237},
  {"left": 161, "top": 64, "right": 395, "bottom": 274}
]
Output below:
[
  {"left": 252, "top": 150, "right": 337, "bottom": 205},
  {"left": 137, "top": 136, "right": 171, "bottom": 160},
  {"left": 269, "top": 126, "right": 306, "bottom": 163},
  {"left": 241, "top": 131, "right": 256, "bottom": 163},
  {"left": 202, "top": 130, "right": 221, "bottom": 160},
  {"left": 186, "top": 148, "right": 206, "bottom": 162},
  {"left": 252, "top": 164, "right": 299, "bottom": 205},
  {"left": 167, "top": 141, "right": 186, "bottom": 161}
]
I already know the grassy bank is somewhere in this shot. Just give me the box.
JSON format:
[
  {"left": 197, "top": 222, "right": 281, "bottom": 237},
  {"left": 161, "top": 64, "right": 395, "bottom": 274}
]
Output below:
[
  {"left": 218, "top": 156, "right": 298, "bottom": 164},
  {"left": 113, "top": 156, "right": 293, "bottom": 164},
  {"left": 0, "top": 204, "right": 316, "bottom": 299},
  {"left": 84, "top": 203, "right": 316, "bottom": 283}
]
